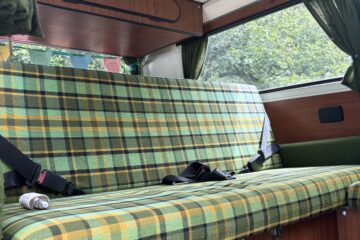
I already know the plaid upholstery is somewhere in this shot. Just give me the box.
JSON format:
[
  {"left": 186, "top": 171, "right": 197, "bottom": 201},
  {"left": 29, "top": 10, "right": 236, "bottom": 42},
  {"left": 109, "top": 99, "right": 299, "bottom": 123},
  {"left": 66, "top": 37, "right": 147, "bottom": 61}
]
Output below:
[
  {"left": 0, "top": 164, "right": 3, "bottom": 238},
  {"left": 3, "top": 166, "right": 360, "bottom": 240},
  {"left": 347, "top": 181, "right": 360, "bottom": 210},
  {"left": 0, "top": 62, "right": 281, "bottom": 203}
]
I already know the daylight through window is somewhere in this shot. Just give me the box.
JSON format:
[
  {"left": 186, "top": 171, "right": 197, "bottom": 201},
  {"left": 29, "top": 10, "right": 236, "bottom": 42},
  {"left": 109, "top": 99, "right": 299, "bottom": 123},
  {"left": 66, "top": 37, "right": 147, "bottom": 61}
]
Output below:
[
  {"left": 0, "top": 41, "right": 130, "bottom": 74},
  {"left": 199, "top": 4, "right": 351, "bottom": 90}
]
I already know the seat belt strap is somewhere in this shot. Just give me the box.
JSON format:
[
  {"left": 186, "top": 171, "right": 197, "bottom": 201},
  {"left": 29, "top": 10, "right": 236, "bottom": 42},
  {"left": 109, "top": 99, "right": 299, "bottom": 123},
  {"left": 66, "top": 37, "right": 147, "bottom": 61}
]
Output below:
[
  {"left": 0, "top": 135, "right": 84, "bottom": 196},
  {"left": 241, "top": 114, "right": 280, "bottom": 173},
  {"left": 162, "top": 162, "right": 235, "bottom": 185}
]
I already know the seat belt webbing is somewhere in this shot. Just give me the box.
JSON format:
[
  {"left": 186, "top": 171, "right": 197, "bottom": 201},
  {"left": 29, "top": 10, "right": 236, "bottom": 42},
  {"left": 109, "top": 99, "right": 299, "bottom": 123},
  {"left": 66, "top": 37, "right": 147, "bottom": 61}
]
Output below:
[
  {"left": 162, "top": 162, "right": 235, "bottom": 185},
  {"left": 0, "top": 135, "right": 84, "bottom": 196},
  {"left": 241, "top": 114, "right": 280, "bottom": 173}
]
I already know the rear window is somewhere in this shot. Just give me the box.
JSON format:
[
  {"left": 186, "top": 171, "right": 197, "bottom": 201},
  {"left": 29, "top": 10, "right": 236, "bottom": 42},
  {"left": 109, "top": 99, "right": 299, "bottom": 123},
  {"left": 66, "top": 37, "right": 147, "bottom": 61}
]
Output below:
[
  {"left": 199, "top": 4, "right": 351, "bottom": 90},
  {"left": 0, "top": 41, "right": 130, "bottom": 74}
]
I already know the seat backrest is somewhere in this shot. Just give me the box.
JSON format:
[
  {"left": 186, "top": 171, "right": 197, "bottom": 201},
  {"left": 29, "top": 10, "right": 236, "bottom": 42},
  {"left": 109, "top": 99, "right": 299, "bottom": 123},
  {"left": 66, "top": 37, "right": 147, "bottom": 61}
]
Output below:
[
  {"left": 0, "top": 62, "right": 282, "bottom": 202},
  {"left": 0, "top": 164, "right": 3, "bottom": 237}
]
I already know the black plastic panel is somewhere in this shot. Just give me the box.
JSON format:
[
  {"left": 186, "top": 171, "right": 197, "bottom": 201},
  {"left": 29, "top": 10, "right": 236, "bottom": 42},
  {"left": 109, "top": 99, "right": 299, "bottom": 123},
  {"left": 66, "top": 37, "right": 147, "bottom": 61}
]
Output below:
[{"left": 319, "top": 106, "right": 344, "bottom": 123}]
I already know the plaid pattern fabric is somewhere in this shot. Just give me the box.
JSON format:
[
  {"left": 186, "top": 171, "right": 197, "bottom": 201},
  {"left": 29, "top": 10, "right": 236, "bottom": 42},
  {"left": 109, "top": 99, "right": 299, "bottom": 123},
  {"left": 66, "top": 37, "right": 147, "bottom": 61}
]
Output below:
[
  {"left": 347, "top": 181, "right": 360, "bottom": 210},
  {"left": 3, "top": 166, "right": 360, "bottom": 240},
  {"left": 0, "top": 62, "right": 281, "bottom": 203},
  {"left": 0, "top": 163, "right": 3, "bottom": 239}
]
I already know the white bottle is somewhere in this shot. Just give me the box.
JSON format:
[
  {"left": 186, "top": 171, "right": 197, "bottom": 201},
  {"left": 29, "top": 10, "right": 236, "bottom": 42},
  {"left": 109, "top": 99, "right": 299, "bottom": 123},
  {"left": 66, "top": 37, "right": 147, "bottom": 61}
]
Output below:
[{"left": 19, "top": 193, "right": 50, "bottom": 210}]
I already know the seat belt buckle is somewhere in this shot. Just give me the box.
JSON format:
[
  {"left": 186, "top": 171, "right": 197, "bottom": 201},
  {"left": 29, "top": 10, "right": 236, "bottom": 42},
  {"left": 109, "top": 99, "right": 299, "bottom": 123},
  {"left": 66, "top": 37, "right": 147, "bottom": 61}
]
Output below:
[
  {"left": 257, "top": 149, "right": 266, "bottom": 161},
  {"left": 37, "top": 170, "right": 48, "bottom": 185},
  {"left": 193, "top": 166, "right": 206, "bottom": 180},
  {"left": 64, "top": 182, "right": 74, "bottom": 196},
  {"left": 35, "top": 170, "right": 81, "bottom": 196},
  {"left": 25, "top": 164, "right": 42, "bottom": 187},
  {"left": 247, "top": 152, "right": 266, "bottom": 172}
]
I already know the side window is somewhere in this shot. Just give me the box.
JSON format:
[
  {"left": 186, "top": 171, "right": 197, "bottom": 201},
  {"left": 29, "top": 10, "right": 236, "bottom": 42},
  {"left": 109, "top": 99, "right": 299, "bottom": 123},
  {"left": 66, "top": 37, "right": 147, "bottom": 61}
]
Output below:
[
  {"left": 0, "top": 42, "right": 131, "bottom": 74},
  {"left": 199, "top": 4, "right": 351, "bottom": 90}
]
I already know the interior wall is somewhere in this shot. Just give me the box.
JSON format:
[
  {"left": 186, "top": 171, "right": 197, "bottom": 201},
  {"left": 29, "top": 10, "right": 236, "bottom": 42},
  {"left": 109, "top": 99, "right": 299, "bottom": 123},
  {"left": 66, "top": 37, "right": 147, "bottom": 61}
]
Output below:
[
  {"left": 264, "top": 89, "right": 360, "bottom": 144},
  {"left": 142, "top": 44, "right": 184, "bottom": 79}
]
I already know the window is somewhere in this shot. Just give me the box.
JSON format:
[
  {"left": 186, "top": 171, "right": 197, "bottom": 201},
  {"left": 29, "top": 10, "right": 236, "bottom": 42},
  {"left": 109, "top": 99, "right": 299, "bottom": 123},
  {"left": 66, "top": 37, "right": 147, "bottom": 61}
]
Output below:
[
  {"left": 199, "top": 4, "right": 351, "bottom": 90},
  {"left": 0, "top": 41, "right": 130, "bottom": 74}
]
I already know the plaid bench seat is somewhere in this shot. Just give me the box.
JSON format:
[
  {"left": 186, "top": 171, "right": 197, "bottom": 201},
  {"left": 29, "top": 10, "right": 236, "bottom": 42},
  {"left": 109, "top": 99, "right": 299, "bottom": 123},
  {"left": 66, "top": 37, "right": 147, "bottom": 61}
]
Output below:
[
  {"left": 347, "top": 181, "right": 360, "bottom": 210},
  {"left": 0, "top": 62, "right": 281, "bottom": 203},
  {"left": 1, "top": 63, "right": 359, "bottom": 239},
  {"left": 3, "top": 166, "right": 360, "bottom": 240}
]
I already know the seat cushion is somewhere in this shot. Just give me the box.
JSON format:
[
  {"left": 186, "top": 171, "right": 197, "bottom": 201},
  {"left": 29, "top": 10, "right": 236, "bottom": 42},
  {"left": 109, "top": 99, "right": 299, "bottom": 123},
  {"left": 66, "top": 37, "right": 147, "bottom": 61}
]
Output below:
[
  {"left": 0, "top": 62, "right": 281, "bottom": 203},
  {"left": 3, "top": 166, "right": 360, "bottom": 240},
  {"left": 0, "top": 164, "right": 3, "bottom": 238},
  {"left": 348, "top": 181, "right": 360, "bottom": 210}
]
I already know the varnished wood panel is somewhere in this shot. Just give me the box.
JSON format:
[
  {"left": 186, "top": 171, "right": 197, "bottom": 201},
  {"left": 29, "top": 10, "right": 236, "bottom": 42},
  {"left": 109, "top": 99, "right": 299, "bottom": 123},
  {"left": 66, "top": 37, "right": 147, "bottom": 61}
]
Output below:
[
  {"left": 251, "top": 211, "right": 338, "bottom": 240},
  {"left": 264, "top": 91, "right": 360, "bottom": 144},
  {"left": 337, "top": 209, "right": 360, "bottom": 240},
  {"left": 38, "top": 0, "right": 203, "bottom": 35},
  {"left": 10, "top": 4, "right": 189, "bottom": 57},
  {"left": 85, "top": 0, "right": 179, "bottom": 21},
  {"left": 204, "top": 0, "right": 292, "bottom": 34}
]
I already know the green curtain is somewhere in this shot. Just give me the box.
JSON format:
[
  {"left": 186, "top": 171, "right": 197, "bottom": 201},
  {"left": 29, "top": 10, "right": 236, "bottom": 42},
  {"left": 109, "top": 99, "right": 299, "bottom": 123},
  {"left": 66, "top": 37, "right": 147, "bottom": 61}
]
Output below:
[
  {"left": 182, "top": 36, "right": 208, "bottom": 80},
  {"left": 123, "top": 57, "right": 142, "bottom": 75},
  {"left": 303, "top": 0, "right": 360, "bottom": 92}
]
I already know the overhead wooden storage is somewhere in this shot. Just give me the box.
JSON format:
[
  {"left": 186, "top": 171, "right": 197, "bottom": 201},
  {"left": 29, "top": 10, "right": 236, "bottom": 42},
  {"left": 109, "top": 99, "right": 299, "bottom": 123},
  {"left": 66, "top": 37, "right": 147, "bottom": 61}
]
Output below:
[{"left": 10, "top": 0, "right": 203, "bottom": 57}]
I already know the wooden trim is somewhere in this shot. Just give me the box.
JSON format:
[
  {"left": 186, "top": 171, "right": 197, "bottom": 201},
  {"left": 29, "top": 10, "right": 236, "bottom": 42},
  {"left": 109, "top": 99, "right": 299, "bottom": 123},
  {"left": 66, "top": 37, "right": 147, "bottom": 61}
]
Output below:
[
  {"left": 38, "top": 0, "right": 203, "bottom": 36},
  {"left": 261, "top": 81, "right": 349, "bottom": 103},
  {"left": 337, "top": 208, "right": 360, "bottom": 240},
  {"left": 251, "top": 211, "right": 338, "bottom": 240},
  {"left": 264, "top": 91, "right": 360, "bottom": 144},
  {"left": 76, "top": 0, "right": 181, "bottom": 22},
  {"left": 9, "top": 4, "right": 189, "bottom": 57},
  {"left": 204, "top": 0, "right": 296, "bottom": 34}
]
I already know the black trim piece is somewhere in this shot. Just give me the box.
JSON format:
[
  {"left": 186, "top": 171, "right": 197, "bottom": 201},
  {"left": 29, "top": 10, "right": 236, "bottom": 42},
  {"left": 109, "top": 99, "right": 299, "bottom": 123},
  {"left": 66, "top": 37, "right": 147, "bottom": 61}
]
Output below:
[
  {"left": 63, "top": 0, "right": 181, "bottom": 23},
  {"left": 259, "top": 78, "right": 342, "bottom": 94},
  {"left": 207, "top": 0, "right": 302, "bottom": 36},
  {"left": 319, "top": 106, "right": 344, "bottom": 123}
]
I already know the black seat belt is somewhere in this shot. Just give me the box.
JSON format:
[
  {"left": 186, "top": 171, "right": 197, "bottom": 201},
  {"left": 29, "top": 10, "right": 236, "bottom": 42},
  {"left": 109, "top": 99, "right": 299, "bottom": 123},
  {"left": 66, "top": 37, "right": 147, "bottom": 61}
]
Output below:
[
  {"left": 240, "top": 114, "right": 280, "bottom": 173},
  {"left": 162, "top": 162, "right": 235, "bottom": 185},
  {"left": 0, "top": 135, "right": 84, "bottom": 196}
]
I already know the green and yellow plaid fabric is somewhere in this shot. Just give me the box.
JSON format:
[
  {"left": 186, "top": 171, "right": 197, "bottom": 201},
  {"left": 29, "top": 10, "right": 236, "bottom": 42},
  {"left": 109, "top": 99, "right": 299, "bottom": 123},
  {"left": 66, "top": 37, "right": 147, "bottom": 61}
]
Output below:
[
  {"left": 0, "top": 62, "right": 281, "bottom": 203},
  {"left": 0, "top": 164, "right": 3, "bottom": 239},
  {"left": 347, "top": 181, "right": 360, "bottom": 210},
  {"left": 3, "top": 166, "right": 360, "bottom": 240}
]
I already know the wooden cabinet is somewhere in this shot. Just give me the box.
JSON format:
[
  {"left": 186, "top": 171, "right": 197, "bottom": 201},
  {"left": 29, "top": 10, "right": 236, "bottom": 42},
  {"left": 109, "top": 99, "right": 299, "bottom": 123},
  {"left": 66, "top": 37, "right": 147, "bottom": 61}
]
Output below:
[
  {"left": 337, "top": 208, "right": 360, "bottom": 240},
  {"left": 250, "top": 211, "right": 339, "bottom": 240},
  {"left": 247, "top": 209, "right": 360, "bottom": 240},
  {"left": 38, "top": 0, "right": 203, "bottom": 35},
  {"left": 11, "top": 0, "right": 203, "bottom": 57}
]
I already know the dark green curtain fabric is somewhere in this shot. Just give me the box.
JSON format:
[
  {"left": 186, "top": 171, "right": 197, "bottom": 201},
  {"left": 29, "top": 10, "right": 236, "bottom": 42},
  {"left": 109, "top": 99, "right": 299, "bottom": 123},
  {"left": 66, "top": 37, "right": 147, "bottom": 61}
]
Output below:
[
  {"left": 303, "top": 0, "right": 360, "bottom": 92},
  {"left": 123, "top": 57, "right": 142, "bottom": 75},
  {"left": 182, "top": 36, "right": 208, "bottom": 79},
  {"left": 0, "top": 0, "right": 43, "bottom": 37}
]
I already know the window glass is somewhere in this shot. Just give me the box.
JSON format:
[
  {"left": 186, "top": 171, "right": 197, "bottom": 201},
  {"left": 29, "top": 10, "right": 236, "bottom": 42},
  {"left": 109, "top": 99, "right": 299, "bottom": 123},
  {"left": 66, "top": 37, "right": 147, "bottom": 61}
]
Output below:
[
  {"left": 0, "top": 41, "right": 130, "bottom": 74},
  {"left": 199, "top": 4, "right": 351, "bottom": 90}
]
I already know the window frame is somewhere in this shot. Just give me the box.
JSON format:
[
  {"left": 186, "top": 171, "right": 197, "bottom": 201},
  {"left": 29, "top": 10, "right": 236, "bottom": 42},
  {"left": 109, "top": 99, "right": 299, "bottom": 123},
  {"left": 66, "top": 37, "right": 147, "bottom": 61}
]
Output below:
[{"left": 202, "top": 0, "right": 346, "bottom": 93}]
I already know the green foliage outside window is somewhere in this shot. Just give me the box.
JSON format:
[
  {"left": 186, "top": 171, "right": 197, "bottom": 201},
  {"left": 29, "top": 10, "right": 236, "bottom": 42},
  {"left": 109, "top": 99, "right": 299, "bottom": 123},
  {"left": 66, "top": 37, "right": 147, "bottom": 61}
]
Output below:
[
  {"left": 9, "top": 43, "right": 130, "bottom": 74},
  {"left": 199, "top": 4, "right": 351, "bottom": 90}
]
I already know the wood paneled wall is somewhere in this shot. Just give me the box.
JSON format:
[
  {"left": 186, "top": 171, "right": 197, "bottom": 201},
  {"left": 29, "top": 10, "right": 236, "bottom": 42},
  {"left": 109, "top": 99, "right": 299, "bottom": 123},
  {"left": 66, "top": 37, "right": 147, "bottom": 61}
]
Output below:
[
  {"left": 264, "top": 91, "right": 360, "bottom": 144},
  {"left": 337, "top": 209, "right": 360, "bottom": 240},
  {"left": 38, "top": 0, "right": 203, "bottom": 35},
  {"left": 10, "top": 0, "right": 203, "bottom": 57},
  {"left": 250, "top": 211, "right": 339, "bottom": 240}
]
